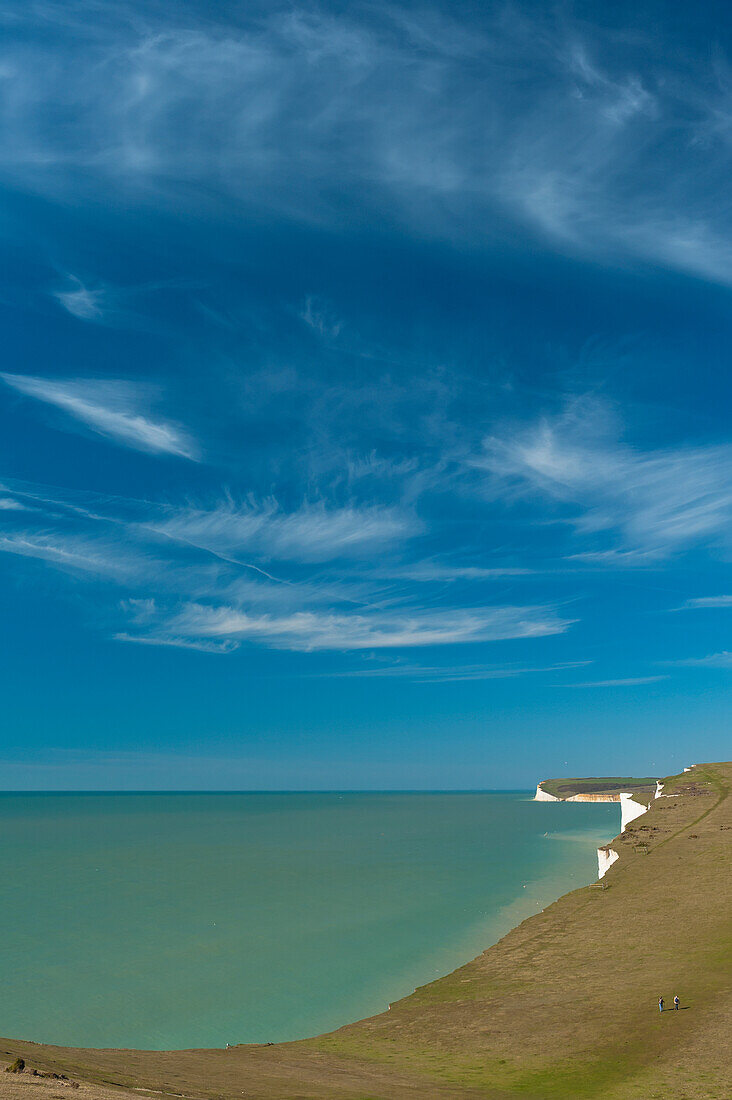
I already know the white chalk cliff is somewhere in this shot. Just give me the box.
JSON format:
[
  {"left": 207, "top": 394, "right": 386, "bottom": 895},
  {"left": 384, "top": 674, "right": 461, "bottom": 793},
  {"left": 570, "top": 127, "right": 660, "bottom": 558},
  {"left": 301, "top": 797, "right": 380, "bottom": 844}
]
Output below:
[
  {"left": 597, "top": 847, "right": 620, "bottom": 878},
  {"left": 534, "top": 783, "right": 560, "bottom": 802},
  {"left": 619, "top": 792, "right": 650, "bottom": 831},
  {"left": 535, "top": 784, "right": 649, "bottom": 825}
]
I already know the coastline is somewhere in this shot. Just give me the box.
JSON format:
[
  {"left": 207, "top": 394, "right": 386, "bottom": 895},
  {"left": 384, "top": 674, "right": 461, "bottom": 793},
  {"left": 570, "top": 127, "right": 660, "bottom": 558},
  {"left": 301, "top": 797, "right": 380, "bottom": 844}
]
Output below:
[
  {"left": 0, "top": 790, "right": 613, "bottom": 1052},
  {"left": 2, "top": 762, "right": 730, "bottom": 1100}
]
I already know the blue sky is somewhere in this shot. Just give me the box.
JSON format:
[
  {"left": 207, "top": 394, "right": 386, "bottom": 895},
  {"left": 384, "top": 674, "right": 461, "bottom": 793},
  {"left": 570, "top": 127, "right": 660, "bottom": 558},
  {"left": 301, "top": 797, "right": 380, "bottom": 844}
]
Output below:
[{"left": 0, "top": 0, "right": 730, "bottom": 789}]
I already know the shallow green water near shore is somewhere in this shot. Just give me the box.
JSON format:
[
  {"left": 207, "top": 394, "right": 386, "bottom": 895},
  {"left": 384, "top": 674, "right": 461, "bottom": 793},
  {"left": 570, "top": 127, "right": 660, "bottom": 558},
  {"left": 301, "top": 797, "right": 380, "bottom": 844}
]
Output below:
[{"left": 0, "top": 792, "right": 618, "bottom": 1049}]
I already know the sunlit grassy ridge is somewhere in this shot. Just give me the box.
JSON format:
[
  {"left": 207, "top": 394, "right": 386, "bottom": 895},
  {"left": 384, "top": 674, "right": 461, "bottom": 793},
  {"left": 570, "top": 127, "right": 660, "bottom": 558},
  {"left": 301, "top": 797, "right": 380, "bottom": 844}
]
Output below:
[
  {"left": 2, "top": 763, "right": 730, "bottom": 1099},
  {"left": 538, "top": 776, "right": 657, "bottom": 799}
]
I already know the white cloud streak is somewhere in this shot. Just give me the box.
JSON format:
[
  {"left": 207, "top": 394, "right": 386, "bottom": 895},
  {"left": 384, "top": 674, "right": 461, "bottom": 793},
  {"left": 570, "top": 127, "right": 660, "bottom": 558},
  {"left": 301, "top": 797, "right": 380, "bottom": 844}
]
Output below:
[
  {"left": 114, "top": 632, "right": 238, "bottom": 654},
  {"left": 480, "top": 399, "right": 732, "bottom": 558},
  {"left": 148, "top": 500, "right": 419, "bottom": 562},
  {"left": 1, "top": 373, "right": 198, "bottom": 459},
  {"left": 322, "top": 659, "right": 590, "bottom": 682},
  {"left": 675, "top": 651, "right": 732, "bottom": 668},
  {"left": 0, "top": 531, "right": 158, "bottom": 581},
  {"left": 372, "top": 563, "right": 536, "bottom": 582},
  {"left": 565, "top": 676, "right": 668, "bottom": 687},
  {"left": 675, "top": 595, "right": 732, "bottom": 609},
  {"left": 0, "top": 533, "right": 129, "bottom": 577},
  {"left": 122, "top": 600, "right": 574, "bottom": 652}
]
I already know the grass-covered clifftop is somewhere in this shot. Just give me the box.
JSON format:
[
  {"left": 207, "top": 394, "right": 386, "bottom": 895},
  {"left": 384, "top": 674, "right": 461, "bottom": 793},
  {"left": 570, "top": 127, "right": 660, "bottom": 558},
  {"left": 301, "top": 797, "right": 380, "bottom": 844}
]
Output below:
[
  {"left": 537, "top": 776, "right": 657, "bottom": 799},
  {"left": 2, "top": 762, "right": 730, "bottom": 1099}
]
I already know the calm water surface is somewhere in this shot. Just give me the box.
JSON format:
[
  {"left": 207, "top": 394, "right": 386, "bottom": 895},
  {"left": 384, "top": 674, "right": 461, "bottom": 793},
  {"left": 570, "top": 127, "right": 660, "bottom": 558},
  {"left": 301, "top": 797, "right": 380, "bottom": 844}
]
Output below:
[{"left": 0, "top": 792, "right": 618, "bottom": 1048}]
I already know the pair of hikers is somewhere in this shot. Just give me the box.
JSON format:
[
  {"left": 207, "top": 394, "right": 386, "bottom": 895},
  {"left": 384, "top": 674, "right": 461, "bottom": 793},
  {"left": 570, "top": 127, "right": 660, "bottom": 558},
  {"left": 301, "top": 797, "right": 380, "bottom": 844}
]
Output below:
[{"left": 658, "top": 996, "right": 680, "bottom": 1012}]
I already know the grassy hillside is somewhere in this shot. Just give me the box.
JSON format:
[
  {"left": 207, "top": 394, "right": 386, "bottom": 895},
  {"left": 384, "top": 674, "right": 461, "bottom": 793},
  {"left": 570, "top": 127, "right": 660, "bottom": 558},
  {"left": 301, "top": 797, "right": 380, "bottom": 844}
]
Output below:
[
  {"left": 2, "top": 763, "right": 730, "bottom": 1100},
  {"left": 538, "top": 776, "right": 657, "bottom": 799}
]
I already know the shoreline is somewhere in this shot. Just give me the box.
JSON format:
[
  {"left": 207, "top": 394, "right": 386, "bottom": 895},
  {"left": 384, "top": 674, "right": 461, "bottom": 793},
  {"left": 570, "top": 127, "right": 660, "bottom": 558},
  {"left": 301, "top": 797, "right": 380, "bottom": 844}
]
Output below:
[
  {"left": 0, "top": 787, "right": 643, "bottom": 1051},
  {"left": 0, "top": 789, "right": 611, "bottom": 1053},
  {"left": 2, "top": 762, "right": 730, "bottom": 1100}
]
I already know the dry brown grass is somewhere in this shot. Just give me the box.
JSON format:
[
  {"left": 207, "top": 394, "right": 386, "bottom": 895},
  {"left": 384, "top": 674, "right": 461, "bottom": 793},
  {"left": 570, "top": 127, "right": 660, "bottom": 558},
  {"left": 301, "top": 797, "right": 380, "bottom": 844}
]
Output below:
[
  {"left": 2, "top": 762, "right": 730, "bottom": 1099},
  {"left": 0, "top": 1066, "right": 136, "bottom": 1100}
]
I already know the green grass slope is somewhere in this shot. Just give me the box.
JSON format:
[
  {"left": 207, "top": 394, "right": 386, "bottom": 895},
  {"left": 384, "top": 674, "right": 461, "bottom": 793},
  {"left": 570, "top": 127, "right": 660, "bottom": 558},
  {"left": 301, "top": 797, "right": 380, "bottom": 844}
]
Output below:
[
  {"left": 538, "top": 776, "right": 657, "bottom": 799},
  {"left": 2, "top": 763, "right": 730, "bottom": 1100}
]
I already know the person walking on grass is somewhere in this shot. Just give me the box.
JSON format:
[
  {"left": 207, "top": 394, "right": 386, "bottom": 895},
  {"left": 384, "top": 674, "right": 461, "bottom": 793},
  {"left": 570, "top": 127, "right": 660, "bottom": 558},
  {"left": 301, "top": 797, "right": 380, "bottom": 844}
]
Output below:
[
  {"left": 659, "top": 997, "right": 664, "bottom": 1013},
  {"left": 674, "top": 995, "right": 680, "bottom": 1011}
]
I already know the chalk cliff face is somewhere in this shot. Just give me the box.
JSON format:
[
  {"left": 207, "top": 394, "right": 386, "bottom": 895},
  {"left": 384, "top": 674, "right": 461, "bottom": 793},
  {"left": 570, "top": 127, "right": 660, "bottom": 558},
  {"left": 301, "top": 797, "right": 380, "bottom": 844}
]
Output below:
[
  {"left": 535, "top": 784, "right": 621, "bottom": 802},
  {"left": 566, "top": 791, "right": 622, "bottom": 803},
  {"left": 534, "top": 784, "right": 650, "bottom": 829},
  {"left": 597, "top": 847, "right": 620, "bottom": 878},
  {"left": 619, "top": 793, "right": 650, "bottom": 831},
  {"left": 534, "top": 784, "right": 560, "bottom": 801},
  {"left": 583, "top": 796, "right": 651, "bottom": 876},
  {"left": 594, "top": 795, "right": 652, "bottom": 876}
]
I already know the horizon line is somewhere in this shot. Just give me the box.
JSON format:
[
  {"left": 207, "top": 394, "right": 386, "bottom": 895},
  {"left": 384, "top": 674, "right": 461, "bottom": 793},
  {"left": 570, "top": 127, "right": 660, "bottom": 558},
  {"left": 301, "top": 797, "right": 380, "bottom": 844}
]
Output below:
[{"left": 0, "top": 787, "right": 537, "bottom": 795}]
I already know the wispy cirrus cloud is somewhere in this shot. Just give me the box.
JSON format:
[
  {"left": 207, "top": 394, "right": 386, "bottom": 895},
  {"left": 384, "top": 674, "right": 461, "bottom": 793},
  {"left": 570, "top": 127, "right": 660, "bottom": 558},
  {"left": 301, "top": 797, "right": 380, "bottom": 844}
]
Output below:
[
  {"left": 0, "top": 476, "right": 574, "bottom": 655},
  {"left": 118, "top": 600, "right": 574, "bottom": 653},
  {"left": 1, "top": 373, "right": 199, "bottom": 460},
  {"left": 674, "top": 651, "right": 732, "bottom": 669},
  {"left": 2, "top": 5, "right": 732, "bottom": 286},
  {"left": 52, "top": 275, "right": 107, "bottom": 321},
  {"left": 148, "top": 499, "right": 419, "bottom": 563},
  {"left": 564, "top": 676, "right": 668, "bottom": 687},
  {"left": 321, "top": 659, "right": 590, "bottom": 682},
  {"left": 0, "top": 531, "right": 159, "bottom": 581},
  {"left": 674, "top": 595, "right": 732, "bottom": 610},
  {"left": 370, "top": 563, "right": 536, "bottom": 582},
  {"left": 113, "top": 632, "right": 239, "bottom": 654},
  {"left": 565, "top": 548, "right": 665, "bottom": 568},
  {"left": 479, "top": 398, "right": 732, "bottom": 559},
  {"left": 299, "top": 296, "right": 343, "bottom": 340}
]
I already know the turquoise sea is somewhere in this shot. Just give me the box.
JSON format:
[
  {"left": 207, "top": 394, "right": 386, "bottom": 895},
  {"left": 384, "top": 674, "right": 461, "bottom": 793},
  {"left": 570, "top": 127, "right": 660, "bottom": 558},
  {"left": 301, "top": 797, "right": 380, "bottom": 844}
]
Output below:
[{"left": 0, "top": 792, "right": 618, "bottom": 1049}]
